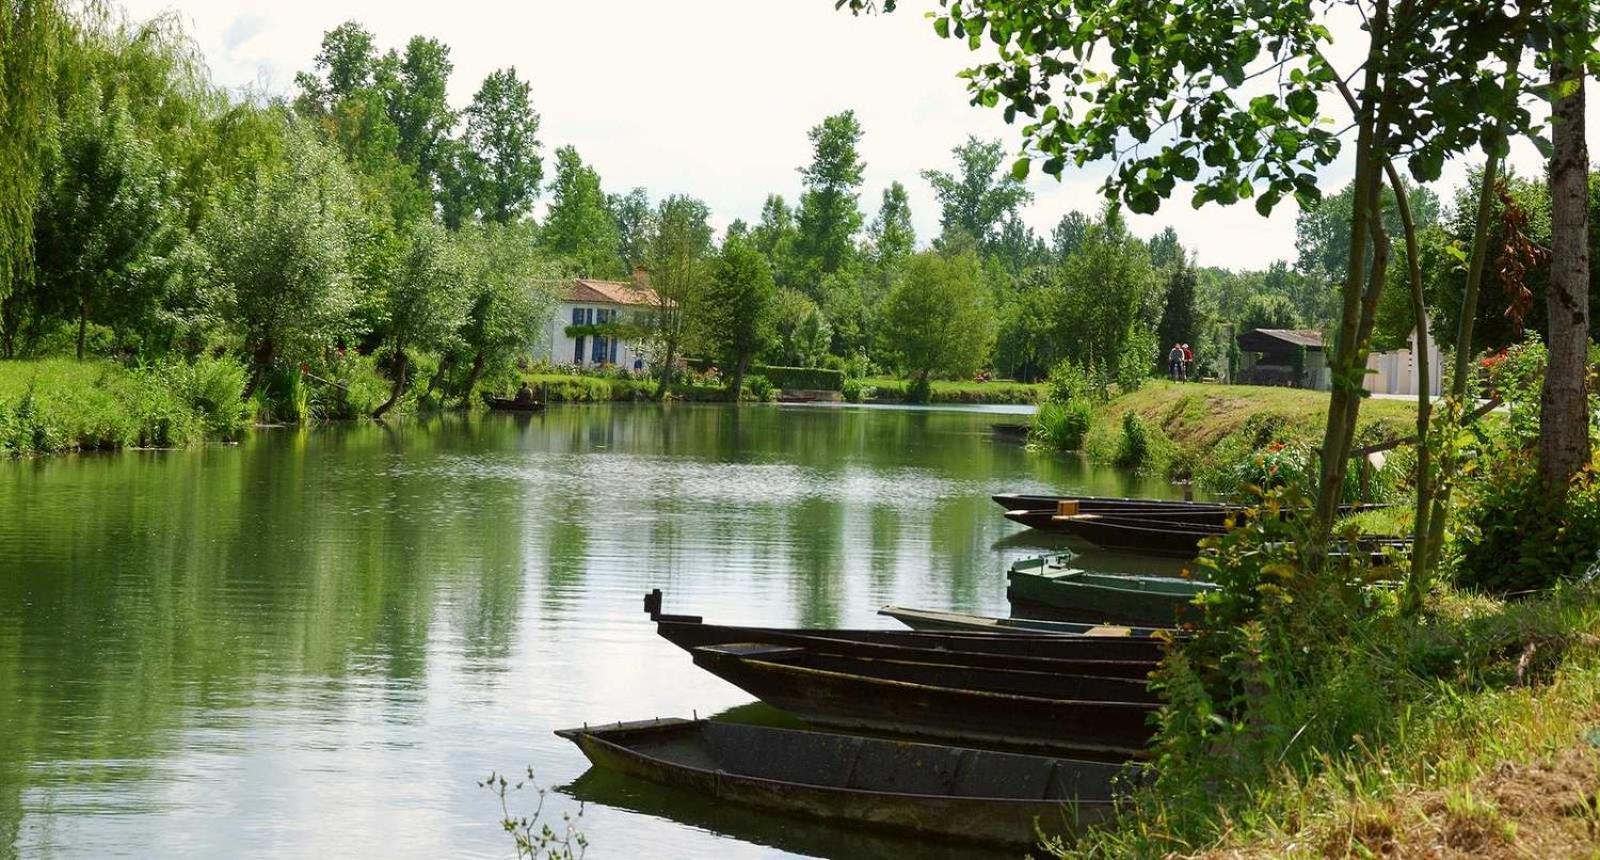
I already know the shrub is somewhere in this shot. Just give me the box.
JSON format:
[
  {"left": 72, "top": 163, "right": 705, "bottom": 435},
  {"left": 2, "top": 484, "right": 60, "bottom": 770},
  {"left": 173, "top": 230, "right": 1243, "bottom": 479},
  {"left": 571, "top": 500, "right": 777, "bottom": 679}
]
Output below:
[
  {"left": 905, "top": 375, "right": 932, "bottom": 403},
  {"left": 1045, "top": 358, "right": 1095, "bottom": 405},
  {"left": 1032, "top": 400, "right": 1092, "bottom": 450},
  {"left": 1114, "top": 412, "right": 1150, "bottom": 469},
  {"left": 756, "top": 365, "right": 845, "bottom": 391},
  {"left": 1455, "top": 450, "right": 1600, "bottom": 593},
  {"left": 157, "top": 355, "right": 250, "bottom": 437},
  {"left": 841, "top": 377, "right": 873, "bottom": 403},
  {"left": 746, "top": 374, "right": 775, "bottom": 401}
]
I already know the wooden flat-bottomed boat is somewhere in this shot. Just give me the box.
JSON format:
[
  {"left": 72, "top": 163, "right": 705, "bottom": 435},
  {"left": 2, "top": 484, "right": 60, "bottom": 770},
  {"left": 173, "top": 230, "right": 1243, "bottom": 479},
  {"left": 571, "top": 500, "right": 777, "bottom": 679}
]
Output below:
[
  {"left": 484, "top": 396, "right": 545, "bottom": 412},
  {"left": 645, "top": 590, "right": 1164, "bottom": 668},
  {"left": 1006, "top": 555, "right": 1217, "bottom": 626},
  {"left": 877, "top": 605, "right": 1167, "bottom": 638},
  {"left": 555, "top": 718, "right": 1140, "bottom": 848},
  {"left": 690, "top": 642, "right": 1159, "bottom": 757}
]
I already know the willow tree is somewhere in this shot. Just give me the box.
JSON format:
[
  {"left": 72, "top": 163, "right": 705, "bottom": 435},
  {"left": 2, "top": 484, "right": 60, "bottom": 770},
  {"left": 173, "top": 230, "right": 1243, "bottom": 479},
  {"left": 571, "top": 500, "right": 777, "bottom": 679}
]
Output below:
[
  {"left": 0, "top": 0, "right": 60, "bottom": 331},
  {"left": 845, "top": 0, "right": 1542, "bottom": 564}
]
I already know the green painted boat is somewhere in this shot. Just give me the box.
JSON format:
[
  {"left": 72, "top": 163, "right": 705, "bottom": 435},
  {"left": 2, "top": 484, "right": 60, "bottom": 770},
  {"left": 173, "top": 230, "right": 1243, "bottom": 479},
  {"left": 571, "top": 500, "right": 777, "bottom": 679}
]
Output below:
[{"left": 1006, "top": 554, "right": 1217, "bottom": 626}]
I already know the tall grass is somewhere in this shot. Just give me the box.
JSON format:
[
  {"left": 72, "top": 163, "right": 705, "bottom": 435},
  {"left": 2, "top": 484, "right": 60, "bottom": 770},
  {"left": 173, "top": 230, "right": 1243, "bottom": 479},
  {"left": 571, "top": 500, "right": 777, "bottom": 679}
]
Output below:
[{"left": 0, "top": 358, "right": 248, "bottom": 455}]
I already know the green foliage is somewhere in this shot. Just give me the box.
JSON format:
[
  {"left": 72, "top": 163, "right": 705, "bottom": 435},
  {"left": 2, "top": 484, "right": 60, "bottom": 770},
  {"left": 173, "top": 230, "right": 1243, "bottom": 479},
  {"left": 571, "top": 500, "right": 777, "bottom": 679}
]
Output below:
[
  {"left": 1113, "top": 411, "right": 1151, "bottom": 469},
  {"left": 745, "top": 374, "right": 775, "bottom": 402},
  {"left": 1240, "top": 292, "right": 1304, "bottom": 332},
  {"left": 607, "top": 186, "right": 653, "bottom": 271},
  {"left": 541, "top": 146, "right": 622, "bottom": 278},
  {"left": 904, "top": 374, "right": 932, "bottom": 404},
  {"left": 0, "top": 0, "right": 60, "bottom": 315},
  {"left": 770, "top": 288, "right": 831, "bottom": 368},
  {"left": 204, "top": 119, "right": 362, "bottom": 385},
  {"left": 0, "top": 358, "right": 242, "bottom": 454},
  {"left": 880, "top": 250, "right": 996, "bottom": 381},
  {"left": 459, "top": 67, "right": 542, "bottom": 224},
  {"left": 1032, "top": 399, "right": 1092, "bottom": 450},
  {"left": 700, "top": 234, "right": 777, "bottom": 385},
  {"left": 756, "top": 365, "right": 843, "bottom": 392},
  {"left": 920, "top": 136, "right": 1032, "bottom": 247},
  {"left": 456, "top": 221, "right": 560, "bottom": 400},
  {"left": 793, "top": 111, "right": 865, "bottom": 283},
  {"left": 1456, "top": 450, "right": 1600, "bottom": 594},
  {"left": 840, "top": 377, "right": 874, "bottom": 403},
  {"left": 1156, "top": 265, "right": 1199, "bottom": 359}
]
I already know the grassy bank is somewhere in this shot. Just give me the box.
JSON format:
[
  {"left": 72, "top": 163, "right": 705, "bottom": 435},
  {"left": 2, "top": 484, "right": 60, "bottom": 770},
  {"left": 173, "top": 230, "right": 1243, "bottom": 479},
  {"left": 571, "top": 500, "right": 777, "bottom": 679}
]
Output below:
[
  {"left": 1062, "top": 381, "right": 1419, "bottom": 494},
  {"left": 0, "top": 358, "right": 250, "bottom": 455},
  {"left": 1059, "top": 585, "right": 1600, "bottom": 859},
  {"left": 520, "top": 371, "right": 1047, "bottom": 405}
]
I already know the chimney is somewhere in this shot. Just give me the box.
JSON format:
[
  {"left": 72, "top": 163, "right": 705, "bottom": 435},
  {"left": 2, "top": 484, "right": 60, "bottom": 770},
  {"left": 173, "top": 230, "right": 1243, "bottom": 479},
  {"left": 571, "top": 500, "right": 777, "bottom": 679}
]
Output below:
[{"left": 631, "top": 265, "right": 650, "bottom": 290}]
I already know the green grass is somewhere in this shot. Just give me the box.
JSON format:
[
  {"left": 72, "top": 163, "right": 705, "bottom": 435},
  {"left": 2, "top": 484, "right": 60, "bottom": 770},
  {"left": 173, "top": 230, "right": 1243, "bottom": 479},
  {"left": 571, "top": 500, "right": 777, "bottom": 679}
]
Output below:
[
  {"left": 1060, "top": 381, "right": 1421, "bottom": 489},
  {"left": 517, "top": 372, "right": 733, "bottom": 403},
  {"left": 0, "top": 357, "right": 249, "bottom": 455},
  {"left": 1057, "top": 585, "right": 1600, "bottom": 858},
  {"left": 863, "top": 376, "right": 1044, "bottom": 404}
]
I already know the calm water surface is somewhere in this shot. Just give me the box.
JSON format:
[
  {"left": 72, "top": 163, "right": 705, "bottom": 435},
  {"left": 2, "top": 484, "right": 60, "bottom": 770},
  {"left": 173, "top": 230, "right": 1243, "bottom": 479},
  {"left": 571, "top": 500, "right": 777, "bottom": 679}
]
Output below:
[{"left": 0, "top": 403, "right": 1180, "bottom": 859}]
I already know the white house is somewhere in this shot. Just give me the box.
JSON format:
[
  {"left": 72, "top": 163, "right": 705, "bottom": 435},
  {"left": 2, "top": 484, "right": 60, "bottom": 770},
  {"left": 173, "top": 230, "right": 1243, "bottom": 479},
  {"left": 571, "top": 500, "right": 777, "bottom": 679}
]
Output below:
[{"left": 538, "top": 269, "right": 660, "bottom": 371}]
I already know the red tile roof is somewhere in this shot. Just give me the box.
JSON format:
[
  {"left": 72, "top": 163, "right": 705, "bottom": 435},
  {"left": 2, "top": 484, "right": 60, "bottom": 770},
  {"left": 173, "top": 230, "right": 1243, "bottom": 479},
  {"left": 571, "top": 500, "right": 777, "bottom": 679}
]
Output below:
[{"left": 567, "top": 279, "right": 660, "bottom": 307}]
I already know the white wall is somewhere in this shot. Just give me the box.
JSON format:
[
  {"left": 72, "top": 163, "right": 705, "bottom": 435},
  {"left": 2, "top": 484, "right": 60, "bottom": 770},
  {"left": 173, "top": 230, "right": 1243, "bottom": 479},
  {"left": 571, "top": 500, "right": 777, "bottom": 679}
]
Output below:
[{"left": 537, "top": 300, "right": 650, "bottom": 370}]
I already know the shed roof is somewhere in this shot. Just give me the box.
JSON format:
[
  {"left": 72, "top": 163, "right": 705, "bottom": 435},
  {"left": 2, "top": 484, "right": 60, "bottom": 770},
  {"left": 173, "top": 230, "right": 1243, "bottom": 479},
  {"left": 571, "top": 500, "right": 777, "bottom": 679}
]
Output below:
[
  {"left": 567, "top": 279, "right": 660, "bottom": 307},
  {"left": 1238, "top": 328, "right": 1324, "bottom": 351}
]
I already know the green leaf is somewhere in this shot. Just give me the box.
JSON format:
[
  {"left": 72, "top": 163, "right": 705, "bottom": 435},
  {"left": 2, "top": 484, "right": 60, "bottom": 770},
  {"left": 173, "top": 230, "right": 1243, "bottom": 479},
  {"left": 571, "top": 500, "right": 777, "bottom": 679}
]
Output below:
[
  {"left": 1011, "top": 157, "right": 1031, "bottom": 181},
  {"left": 933, "top": 17, "right": 949, "bottom": 39}
]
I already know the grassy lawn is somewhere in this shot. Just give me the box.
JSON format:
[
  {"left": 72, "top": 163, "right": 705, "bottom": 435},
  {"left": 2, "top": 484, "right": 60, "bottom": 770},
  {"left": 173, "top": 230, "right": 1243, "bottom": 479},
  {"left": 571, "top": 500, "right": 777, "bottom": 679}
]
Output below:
[{"left": 862, "top": 376, "right": 1045, "bottom": 404}]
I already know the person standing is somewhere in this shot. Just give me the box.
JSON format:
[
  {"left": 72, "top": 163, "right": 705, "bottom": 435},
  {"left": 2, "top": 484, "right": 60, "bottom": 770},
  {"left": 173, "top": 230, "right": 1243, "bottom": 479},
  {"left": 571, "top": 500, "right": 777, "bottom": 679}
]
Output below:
[
  {"left": 1180, "top": 343, "right": 1195, "bottom": 381},
  {"left": 1168, "top": 343, "right": 1184, "bottom": 381}
]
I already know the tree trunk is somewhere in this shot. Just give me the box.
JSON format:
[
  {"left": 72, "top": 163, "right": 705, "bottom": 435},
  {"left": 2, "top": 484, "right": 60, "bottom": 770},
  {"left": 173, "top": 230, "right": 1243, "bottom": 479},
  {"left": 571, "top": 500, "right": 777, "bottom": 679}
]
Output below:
[
  {"left": 461, "top": 350, "right": 487, "bottom": 406},
  {"left": 1311, "top": 0, "right": 1391, "bottom": 559},
  {"left": 655, "top": 337, "right": 677, "bottom": 401},
  {"left": 729, "top": 354, "right": 749, "bottom": 402},
  {"left": 76, "top": 298, "right": 87, "bottom": 360},
  {"left": 1540, "top": 30, "right": 1590, "bottom": 489},
  {"left": 1383, "top": 160, "right": 1432, "bottom": 611},
  {"left": 374, "top": 349, "right": 408, "bottom": 419},
  {"left": 241, "top": 338, "right": 274, "bottom": 401}
]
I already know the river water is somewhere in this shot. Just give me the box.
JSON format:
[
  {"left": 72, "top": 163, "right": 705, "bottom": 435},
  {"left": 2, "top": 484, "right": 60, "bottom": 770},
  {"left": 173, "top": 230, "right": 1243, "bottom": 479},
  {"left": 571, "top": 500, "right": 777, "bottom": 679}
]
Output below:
[{"left": 0, "top": 403, "right": 1180, "bottom": 859}]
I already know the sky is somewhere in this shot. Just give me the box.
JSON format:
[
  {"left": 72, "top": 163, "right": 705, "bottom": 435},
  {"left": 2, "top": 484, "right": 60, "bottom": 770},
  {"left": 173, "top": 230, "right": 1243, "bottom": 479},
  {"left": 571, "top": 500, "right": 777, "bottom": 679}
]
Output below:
[{"left": 119, "top": 0, "right": 1593, "bottom": 272}]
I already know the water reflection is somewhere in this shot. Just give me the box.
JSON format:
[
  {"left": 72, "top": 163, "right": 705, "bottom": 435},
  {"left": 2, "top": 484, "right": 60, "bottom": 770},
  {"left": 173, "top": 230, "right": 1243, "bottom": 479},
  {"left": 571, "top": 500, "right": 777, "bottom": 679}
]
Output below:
[{"left": 0, "top": 403, "right": 1178, "bottom": 858}]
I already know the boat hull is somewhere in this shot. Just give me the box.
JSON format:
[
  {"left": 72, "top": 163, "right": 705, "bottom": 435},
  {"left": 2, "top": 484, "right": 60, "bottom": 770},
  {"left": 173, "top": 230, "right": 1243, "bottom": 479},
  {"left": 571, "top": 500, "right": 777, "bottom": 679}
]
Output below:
[
  {"left": 652, "top": 617, "right": 1162, "bottom": 674},
  {"left": 876, "top": 605, "right": 1165, "bottom": 638},
  {"left": 690, "top": 644, "right": 1158, "bottom": 758},
  {"left": 556, "top": 719, "right": 1132, "bottom": 847}
]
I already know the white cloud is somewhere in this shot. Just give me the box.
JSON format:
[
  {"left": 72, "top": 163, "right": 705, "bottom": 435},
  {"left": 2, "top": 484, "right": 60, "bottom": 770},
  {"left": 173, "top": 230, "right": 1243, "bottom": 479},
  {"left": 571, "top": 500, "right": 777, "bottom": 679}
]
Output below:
[{"left": 121, "top": 0, "right": 1592, "bottom": 271}]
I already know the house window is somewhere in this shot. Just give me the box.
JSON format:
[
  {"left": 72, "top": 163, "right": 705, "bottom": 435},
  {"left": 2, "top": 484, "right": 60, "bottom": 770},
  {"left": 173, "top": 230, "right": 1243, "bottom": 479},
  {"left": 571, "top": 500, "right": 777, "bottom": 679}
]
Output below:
[{"left": 592, "top": 309, "right": 609, "bottom": 364}]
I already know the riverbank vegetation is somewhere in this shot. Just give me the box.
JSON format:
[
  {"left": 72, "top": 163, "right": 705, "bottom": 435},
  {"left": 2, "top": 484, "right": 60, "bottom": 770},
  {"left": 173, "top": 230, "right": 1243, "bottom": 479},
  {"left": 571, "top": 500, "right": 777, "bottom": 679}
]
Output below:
[{"left": 842, "top": 0, "right": 1600, "bottom": 856}]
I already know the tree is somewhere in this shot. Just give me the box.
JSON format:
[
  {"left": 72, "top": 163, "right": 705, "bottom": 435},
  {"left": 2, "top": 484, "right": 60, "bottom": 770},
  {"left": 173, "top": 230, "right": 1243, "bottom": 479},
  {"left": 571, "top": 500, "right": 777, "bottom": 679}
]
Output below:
[
  {"left": 462, "top": 67, "right": 542, "bottom": 223},
  {"left": 540, "top": 146, "right": 621, "bottom": 278},
  {"left": 1056, "top": 214, "right": 1161, "bottom": 370},
  {"left": 294, "top": 20, "right": 376, "bottom": 112},
  {"left": 204, "top": 121, "right": 361, "bottom": 395},
  {"left": 1540, "top": 0, "right": 1592, "bottom": 488},
  {"left": 921, "top": 136, "right": 1032, "bottom": 247},
  {"left": 993, "top": 215, "right": 1048, "bottom": 275},
  {"left": 607, "top": 187, "right": 653, "bottom": 270},
  {"left": 644, "top": 195, "right": 713, "bottom": 398},
  {"left": 372, "top": 221, "right": 468, "bottom": 417},
  {"left": 866, "top": 181, "right": 916, "bottom": 271},
  {"left": 751, "top": 194, "right": 801, "bottom": 289},
  {"left": 843, "top": 0, "right": 1546, "bottom": 555},
  {"left": 455, "top": 221, "right": 559, "bottom": 400},
  {"left": 1157, "top": 265, "right": 1200, "bottom": 361},
  {"left": 1, "top": 0, "right": 60, "bottom": 320},
  {"left": 771, "top": 288, "right": 832, "bottom": 367},
  {"left": 1147, "top": 227, "right": 1186, "bottom": 272},
  {"left": 1241, "top": 293, "right": 1304, "bottom": 332},
  {"left": 701, "top": 234, "right": 777, "bottom": 398},
  {"left": 881, "top": 250, "right": 996, "bottom": 384},
  {"left": 794, "top": 111, "right": 865, "bottom": 288},
  {"left": 32, "top": 88, "right": 175, "bottom": 359},
  {"left": 1051, "top": 210, "right": 1090, "bottom": 260},
  {"left": 385, "top": 36, "right": 456, "bottom": 199}
]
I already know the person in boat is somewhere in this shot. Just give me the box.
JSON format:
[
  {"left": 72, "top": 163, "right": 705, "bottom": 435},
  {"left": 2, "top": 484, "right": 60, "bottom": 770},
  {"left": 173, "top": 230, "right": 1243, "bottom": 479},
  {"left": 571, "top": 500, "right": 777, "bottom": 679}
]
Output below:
[
  {"left": 514, "top": 381, "right": 536, "bottom": 404},
  {"left": 1168, "top": 343, "right": 1184, "bottom": 381}
]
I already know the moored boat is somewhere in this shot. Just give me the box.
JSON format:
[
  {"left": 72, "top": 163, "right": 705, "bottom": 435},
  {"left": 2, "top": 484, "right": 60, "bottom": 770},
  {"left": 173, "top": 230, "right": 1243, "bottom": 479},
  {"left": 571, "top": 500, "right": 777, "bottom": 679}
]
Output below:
[
  {"left": 877, "top": 605, "right": 1167, "bottom": 638},
  {"left": 689, "top": 642, "right": 1159, "bottom": 757},
  {"left": 645, "top": 590, "right": 1165, "bottom": 667},
  {"left": 1006, "top": 555, "right": 1217, "bottom": 626},
  {"left": 555, "top": 718, "right": 1141, "bottom": 848}
]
